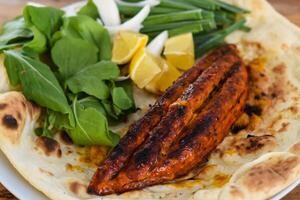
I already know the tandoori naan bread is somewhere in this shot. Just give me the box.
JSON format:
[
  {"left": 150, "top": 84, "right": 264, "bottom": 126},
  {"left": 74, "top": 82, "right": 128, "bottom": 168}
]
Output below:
[{"left": 0, "top": 0, "right": 300, "bottom": 199}]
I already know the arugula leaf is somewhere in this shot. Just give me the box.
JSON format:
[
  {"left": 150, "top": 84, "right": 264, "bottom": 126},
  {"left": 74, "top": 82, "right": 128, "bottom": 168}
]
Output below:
[
  {"left": 3, "top": 52, "right": 20, "bottom": 86},
  {"left": 4, "top": 50, "right": 74, "bottom": 125},
  {"left": 51, "top": 36, "right": 98, "bottom": 80},
  {"left": 99, "top": 61, "right": 121, "bottom": 79},
  {"left": 78, "top": 97, "right": 106, "bottom": 116},
  {"left": 0, "top": 17, "right": 33, "bottom": 45},
  {"left": 112, "top": 87, "right": 133, "bottom": 110},
  {"left": 67, "top": 61, "right": 120, "bottom": 80},
  {"left": 35, "top": 109, "right": 56, "bottom": 137},
  {"left": 35, "top": 127, "right": 53, "bottom": 137},
  {"left": 102, "top": 100, "right": 119, "bottom": 119},
  {"left": 0, "top": 43, "right": 26, "bottom": 52},
  {"left": 47, "top": 110, "right": 73, "bottom": 130},
  {"left": 23, "top": 26, "right": 47, "bottom": 53},
  {"left": 23, "top": 6, "right": 64, "bottom": 40},
  {"left": 66, "top": 61, "right": 119, "bottom": 99},
  {"left": 113, "top": 104, "right": 123, "bottom": 116},
  {"left": 35, "top": 108, "right": 73, "bottom": 138},
  {"left": 50, "top": 30, "right": 63, "bottom": 47},
  {"left": 68, "top": 97, "right": 120, "bottom": 146},
  {"left": 115, "top": 79, "right": 135, "bottom": 107},
  {"left": 100, "top": 80, "right": 135, "bottom": 119},
  {"left": 68, "top": 79, "right": 109, "bottom": 100},
  {"left": 78, "top": 0, "right": 99, "bottom": 20},
  {"left": 62, "top": 15, "right": 112, "bottom": 60}
]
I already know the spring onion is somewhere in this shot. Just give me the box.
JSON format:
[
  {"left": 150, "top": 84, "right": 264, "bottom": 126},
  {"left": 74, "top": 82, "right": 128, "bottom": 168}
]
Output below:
[
  {"left": 168, "top": 23, "right": 203, "bottom": 37},
  {"left": 143, "top": 10, "right": 203, "bottom": 26},
  {"left": 214, "top": 0, "right": 250, "bottom": 13},
  {"left": 118, "top": 4, "right": 181, "bottom": 16},
  {"left": 158, "top": 0, "right": 197, "bottom": 10},
  {"left": 195, "top": 19, "right": 246, "bottom": 56},
  {"left": 116, "top": 0, "right": 250, "bottom": 52},
  {"left": 173, "top": 0, "right": 220, "bottom": 10},
  {"left": 214, "top": 11, "right": 235, "bottom": 25},
  {"left": 142, "top": 19, "right": 216, "bottom": 33}
]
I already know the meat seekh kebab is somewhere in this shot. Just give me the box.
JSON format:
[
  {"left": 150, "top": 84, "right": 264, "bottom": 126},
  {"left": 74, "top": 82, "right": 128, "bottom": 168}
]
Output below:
[{"left": 88, "top": 44, "right": 248, "bottom": 195}]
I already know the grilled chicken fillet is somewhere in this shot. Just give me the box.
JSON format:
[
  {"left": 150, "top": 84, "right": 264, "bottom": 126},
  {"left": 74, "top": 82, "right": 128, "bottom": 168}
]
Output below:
[
  {"left": 90, "top": 45, "right": 237, "bottom": 183},
  {"left": 88, "top": 45, "right": 248, "bottom": 195}
]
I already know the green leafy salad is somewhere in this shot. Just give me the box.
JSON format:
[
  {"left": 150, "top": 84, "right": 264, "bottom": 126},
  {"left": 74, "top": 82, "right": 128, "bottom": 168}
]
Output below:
[
  {"left": 0, "top": 0, "right": 248, "bottom": 147},
  {"left": 0, "top": 3, "right": 135, "bottom": 147}
]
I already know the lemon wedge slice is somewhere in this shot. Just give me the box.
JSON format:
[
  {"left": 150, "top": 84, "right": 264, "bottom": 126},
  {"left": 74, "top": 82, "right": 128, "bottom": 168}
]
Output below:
[
  {"left": 156, "top": 59, "right": 181, "bottom": 92},
  {"left": 146, "top": 57, "right": 181, "bottom": 94},
  {"left": 163, "top": 33, "right": 195, "bottom": 70},
  {"left": 129, "top": 48, "right": 161, "bottom": 88},
  {"left": 112, "top": 31, "right": 148, "bottom": 64}
]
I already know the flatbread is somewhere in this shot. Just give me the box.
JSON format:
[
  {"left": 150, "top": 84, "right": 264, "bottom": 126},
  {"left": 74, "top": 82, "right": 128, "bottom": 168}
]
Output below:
[{"left": 1, "top": 0, "right": 300, "bottom": 199}]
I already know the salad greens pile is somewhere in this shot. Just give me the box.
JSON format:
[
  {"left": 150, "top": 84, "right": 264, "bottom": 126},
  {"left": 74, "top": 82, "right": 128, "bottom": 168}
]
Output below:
[
  {"left": 118, "top": 0, "right": 249, "bottom": 56},
  {"left": 0, "top": 3, "right": 136, "bottom": 147}
]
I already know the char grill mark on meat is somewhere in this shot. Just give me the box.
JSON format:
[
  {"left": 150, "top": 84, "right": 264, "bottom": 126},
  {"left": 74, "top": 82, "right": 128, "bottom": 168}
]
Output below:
[
  {"left": 90, "top": 45, "right": 237, "bottom": 183},
  {"left": 124, "top": 52, "right": 242, "bottom": 181},
  {"left": 119, "top": 90, "right": 248, "bottom": 193},
  {"left": 88, "top": 45, "right": 248, "bottom": 195}
]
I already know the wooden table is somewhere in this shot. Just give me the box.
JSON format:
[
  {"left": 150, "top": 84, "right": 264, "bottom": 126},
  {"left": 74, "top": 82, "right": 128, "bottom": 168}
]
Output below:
[{"left": 0, "top": 0, "right": 299, "bottom": 199}]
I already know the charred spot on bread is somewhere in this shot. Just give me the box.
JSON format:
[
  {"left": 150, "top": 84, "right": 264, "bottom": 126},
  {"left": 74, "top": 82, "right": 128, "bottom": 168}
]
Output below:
[
  {"left": 278, "top": 122, "right": 290, "bottom": 132},
  {"left": 231, "top": 113, "right": 250, "bottom": 134},
  {"left": 0, "top": 103, "right": 7, "bottom": 110},
  {"left": 16, "top": 112, "right": 22, "bottom": 121},
  {"left": 289, "top": 142, "right": 300, "bottom": 155},
  {"left": 59, "top": 132, "right": 73, "bottom": 145},
  {"left": 69, "top": 181, "right": 87, "bottom": 195},
  {"left": 243, "top": 155, "right": 300, "bottom": 192},
  {"left": 272, "top": 64, "right": 286, "bottom": 74},
  {"left": 2, "top": 114, "right": 18, "bottom": 129},
  {"left": 244, "top": 104, "right": 262, "bottom": 116},
  {"left": 234, "top": 135, "right": 276, "bottom": 155},
  {"left": 231, "top": 124, "right": 248, "bottom": 134},
  {"left": 289, "top": 106, "right": 298, "bottom": 114},
  {"left": 35, "top": 136, "right": 62, "bottom": 158}
]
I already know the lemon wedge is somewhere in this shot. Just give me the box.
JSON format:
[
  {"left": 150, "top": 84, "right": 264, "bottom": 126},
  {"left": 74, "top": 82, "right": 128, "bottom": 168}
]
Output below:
[
  {"left": 163, "top": 33, "right": 195, "bottom": 70},
  {"left": 156, "top": 59, "right": 181, "bottom": 92},
  {"left": 146, "top": 58, "right": 181, "bottom": 94},
  {"left": 129, "top": 48, "right": 161, "bottom": 89},
  {"left": 112, "top": 31, "right": 148, "bottom": 64}
]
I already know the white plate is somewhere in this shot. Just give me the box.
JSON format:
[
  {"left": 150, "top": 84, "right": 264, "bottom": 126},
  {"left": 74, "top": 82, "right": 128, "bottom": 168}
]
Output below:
[
  {"left": 0, "top": 149, "right": 299, "bottom": 200},
  {"left": 271, "top": 179, "right": 300, "bottom": 200},
  {"left": 0, "top": 151, "right": 48, "bottom": 200},
  {"left": 0, "top": 1, "right": 299, "bottom": 200}
]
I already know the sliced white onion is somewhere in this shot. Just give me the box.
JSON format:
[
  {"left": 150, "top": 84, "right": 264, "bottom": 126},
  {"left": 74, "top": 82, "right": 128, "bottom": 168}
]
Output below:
[
  {"left": 62, "top": 1, "right": 86, "bottom": 17},
  {"left": 105, "top": 5, "right": 150, "bottom": 35},
  {"left": 147, "top": 31, "right": 168, "bottom": 57},
  {"left": 116, "top": 75, "right": 130, "bottom": 81},
  {"left": 27, "top": 1, "right": 45, "bottom": 7},
  {"left": 116, "top": 0, "right": 160, "bottom": 7},
  {"left": 93, "top": 0, "right": 121, "bottom": 26}
]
